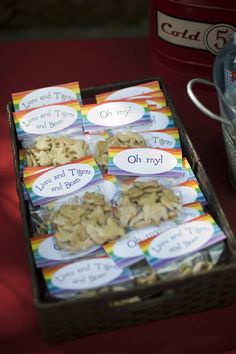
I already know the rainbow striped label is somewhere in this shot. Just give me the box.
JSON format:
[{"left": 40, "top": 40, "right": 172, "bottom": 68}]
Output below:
[
  {"left": 23, "top": 165, "right": 50, "bottom": 178},
  {"left": 123, "top": 89, "right": 164, "bottom": 101},
  {"left": 82, "top": 100, "right": 151, "bottom": 133},
  {"left": 42, "top": 257, "right": 132, "bottom": 298},
  {"left": 180, "top": 201, "right": 205, "bottom": 221},
  {"left": 131, "top": 106, "right": 176, "bottom": 132},
  {"left": 103, "top": 202, "right": 205, "bottom": 268},
  {"left": 31, "top": 234, "right": 105, "bottom": 268},
  {"left": 23, "top": 156, "right": 103, "bottom": 206},
  {"left": 156, "top": 157, "right": 196, "bottom": 187},
  {"left": 122, "top": 95, "right": 167, "bottom": 109},
  {"left": 95, "top": 81, "right": 160, "bottom": 103},
  {"left": 182, "top": 157, "right": 196, "bottom": 181},
  {"left": 172, "top": 179, "right": 207, "bottom": 205},
  {"left": 140, "top": 213, "right": 226, "bottom": 270},
  {"left": 146, "top": 96, "right": 167, "bottom": 108},
  {"left": 13, "top": 100, "right": 83, "bottom": 140},
  {"left": 140, "top": 128, "right": 181, "bottom": 149},
  {"left": 12, "top": 82, "right": 82, "bottom": 112},
  {"left": 108, "top": 147, "right": 183, "bottom": 177},
  {"left": 19, "top": 149, "right": 26, "bottom": 176}
]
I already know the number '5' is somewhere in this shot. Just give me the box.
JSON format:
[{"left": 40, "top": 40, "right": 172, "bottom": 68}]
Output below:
[{"left": 215, "top": 29, "right": 232, "bottom": 50}]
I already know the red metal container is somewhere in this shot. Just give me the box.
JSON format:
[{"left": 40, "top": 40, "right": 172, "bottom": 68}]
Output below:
[{"left": 149, "top": 0, "right": 236, "bottom": 87}]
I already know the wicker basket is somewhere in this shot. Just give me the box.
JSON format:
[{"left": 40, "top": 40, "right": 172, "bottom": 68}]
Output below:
[{"left": 7, "top": 78, "right": 236, "bottom": 343}]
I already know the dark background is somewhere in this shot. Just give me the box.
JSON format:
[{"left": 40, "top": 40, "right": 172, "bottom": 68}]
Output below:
[{"left": 0, "top": 0, "right": 148, "bottom": 40}]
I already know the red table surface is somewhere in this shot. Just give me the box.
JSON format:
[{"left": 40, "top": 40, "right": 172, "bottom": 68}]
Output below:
[{"left": 0, "top": 38, "right": 236, "bottom": 354}]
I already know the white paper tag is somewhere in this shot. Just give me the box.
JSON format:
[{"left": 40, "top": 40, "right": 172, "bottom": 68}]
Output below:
[
  {"left": 87, "top": 102, "right": 145, "bottom": 127},
  {"left": 19, "top": 105, "right": 78, "bottom": 134},
  {"left": 32, "top": 163, "right": 95, "bottom": 198},
  {"left": 141, "top": 131, "right": 176, "bottom": 148},
  {"left": 51, "top": 258, "right": 123, "bottom": 290},
  {"left": 19, "top": 86, "right": 77, "bottom": 110},
  {"left": 148, "top": 221, "right": 214, "bottom": 259},
  {"left": 113, "top": 148, "right": 177, "bottom": 175}
]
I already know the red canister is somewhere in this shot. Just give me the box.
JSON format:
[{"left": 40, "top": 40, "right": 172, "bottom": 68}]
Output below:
[{"left": 149, "top": 0, "right": 236, "bottom": 87}]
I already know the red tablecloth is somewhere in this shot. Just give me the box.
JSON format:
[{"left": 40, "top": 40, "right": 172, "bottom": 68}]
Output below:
[{"left": 1, "top": 38, "right": 236, "bottom": 354}]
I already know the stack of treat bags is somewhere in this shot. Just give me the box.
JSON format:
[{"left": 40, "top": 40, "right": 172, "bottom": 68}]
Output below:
[{"left": 12, "top": 80, "right": 228, "bottom": 300}]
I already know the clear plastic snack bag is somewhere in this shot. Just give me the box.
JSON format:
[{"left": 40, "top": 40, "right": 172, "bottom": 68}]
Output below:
[
  {"left": 49, "top": 191, "right": 126, "bottom": 253},
  {"left": 112, "top": 180, "right": 182, "bottom": 230},
  {"left": 22, "top": 133, "right": 90, "bottom": 168},
  {"left": 156, "top": 241, "right": 228, "bottom": 281}
]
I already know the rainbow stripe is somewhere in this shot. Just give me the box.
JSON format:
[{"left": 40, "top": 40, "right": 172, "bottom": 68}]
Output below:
[
  {"left": 23, "top": 156, "right": 103, "bottom": 206},
  {"left": 42, "top": 257, "right": 132, "bottom": 298},
  {"left": 23, "top": 166, "right": 50, "bottom": 178},
  {"left": 181, "top": 202, "right": 205, "bottom": 223},
  {"left": 31, "top": 234, "right": 54, "bottom": 268},
  {"left": 174, "top": 178, "right": 207, "bottom": 205},
  {"left": 182, "top": 157, "right": 196, "bottom": 181},
  {"left": 31, "top": 234, "right": 105, "bottom": 268},
  {"left": 19, "top": 149, "right": 26, "bottom": 176},
  {"left": 123, "top": 90, "right": 165, "bottom": 100},
  {"left": 143, "top": 127, "right": 181, "bottom": 149},
  {"left": 183, "top": 201, "right": 205, "bottom": 214},
  {"left": 103, "top": 237, "right": 144, "bottom": 269},
  {"left": 146, "top": 96, "right": 167, "bottom": 108},
  {"left": 13, "top": 100, "right": 83, "bottom": 140},
  {"left": 95, "top": 81, "right": 160, "bottom": 103},
  {"left": 140, "top": 212, "right": 227, "bottom": 270},
  {"left": 123, "top": 94, "right": 167, "bottom": 108},
  {"left": 103, "top": 173, "right": 119, "bottom": 185},
  {"left": 81, "top": 100, "right": 151, "bottom": 132},
  {"left": 147, "top": 106, "right": 176, "bottom": 129},
  {"left": 108, "top": 147, "right": 183, "bottom": 177},
  {"left": 12, "top": 82, "right": 82, "bottom": 111}
]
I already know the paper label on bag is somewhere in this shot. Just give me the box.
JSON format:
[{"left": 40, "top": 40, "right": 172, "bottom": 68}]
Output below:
[
  {"left": 13, "top": 101, "right": 83, "bottom": 140},
  {"left": 146, "top": 97, "right": 167, "bottom": 108},
  {"left": 140, "top": 213, "right": 226, "bottom": 269},
  {"left": 153, "top": 157, "right": 195, "bottom": 187},
  {"left": 180, "top": 202, "right": 205, "bottom": 221},
  {"left": 43, "top": 257, "right": 132, "bottom": 297},
  {"left": 95, "top": 81, "right": 160, "bottom": 103},
  {"left": 23, "top": 165, "right": 51, "bottom": 178},
  {"left": 19, "top": 149, "right": 26, "bottom": 176},
  {"left": 82, "top": 100, "right": 151, "bottom": 132},
  {"left": 103, "top": 202, "right": 204, "bottom": 268},
  {"left": 172, "top": 179, "right": 206, "bottom": 205},
  {"left": 12, "top": 82, "right": 82, "bottom": 111},
  {"left": 24, "top": 156, "right": 103, "bottom": 206},
  {"left": 31, "top": 234, "right": 104, "bottom": 268},
  {"left": 108, "top": 147, "right": 183, "bottom": 177},
  {"left": 131, "top": 107, "right": 176, "bottom": 132},
  {"left": 140, "top": 128, "right": 181, "bottom": 149},
  {"left": 124, "top": 90, "right": 164, "bottom": 100},
  {"left": 181, "top": 157, "right": 197, "bottom": 182},
  {"left": 123, "top": 96, "right": 167, "bottom": 109},
  {"left": 155, "top": 157, "right": 197, "bottom": 187}
]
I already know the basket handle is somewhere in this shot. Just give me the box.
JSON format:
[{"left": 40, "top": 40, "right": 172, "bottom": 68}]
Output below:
[{"left": 187, "top": 78, "right": 234, "bottom": 128}]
